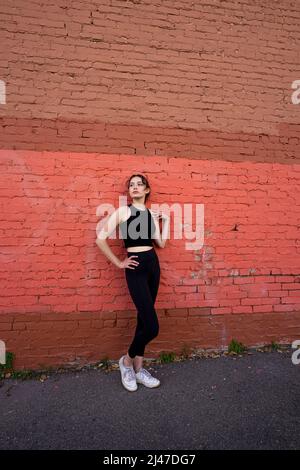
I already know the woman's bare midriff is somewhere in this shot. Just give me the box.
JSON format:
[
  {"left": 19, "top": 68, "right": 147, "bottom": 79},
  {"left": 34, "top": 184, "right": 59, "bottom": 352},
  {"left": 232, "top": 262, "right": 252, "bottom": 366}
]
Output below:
[{"left": 127, "top": 246, "right": 153, "bottom": 253}]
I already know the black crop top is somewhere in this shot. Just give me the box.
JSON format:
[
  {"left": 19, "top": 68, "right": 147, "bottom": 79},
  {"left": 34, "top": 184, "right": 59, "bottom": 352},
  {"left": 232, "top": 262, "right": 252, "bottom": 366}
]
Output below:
[{"left": 119, "top": 204, "right": 156, "bottom": 249}]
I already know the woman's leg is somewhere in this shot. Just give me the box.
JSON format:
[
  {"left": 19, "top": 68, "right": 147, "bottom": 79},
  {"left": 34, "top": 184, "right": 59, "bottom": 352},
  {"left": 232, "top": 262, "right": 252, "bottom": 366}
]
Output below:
[
  {"left": 130, "top": 313, "right": 144, "bottom": 371},
  {"left": 148, "top": 254, "right": 161, "bottom": 304},
  {"left": 125, "top": 269, "right": 159, "bottom": 361},
  {"left": 124, "top": 284, "right": 145, "bottom": 368},
  {"left": 133, "top": 255, "right": 160, "bottom": 371},
  {"left": 124, "top": 313, "right": 143, "bottom": 368}
]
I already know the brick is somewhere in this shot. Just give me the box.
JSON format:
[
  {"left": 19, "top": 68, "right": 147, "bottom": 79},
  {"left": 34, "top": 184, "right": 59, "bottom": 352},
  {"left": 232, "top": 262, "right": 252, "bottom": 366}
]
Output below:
[{"left": 0, "top": 0, "right": 299, "bottom": 370}]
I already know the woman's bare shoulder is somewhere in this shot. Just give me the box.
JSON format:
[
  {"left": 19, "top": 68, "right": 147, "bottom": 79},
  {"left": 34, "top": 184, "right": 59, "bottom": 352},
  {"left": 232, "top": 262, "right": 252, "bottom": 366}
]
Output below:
[{"left": 118, "top": 205, "right": 131, "bottom": 224}]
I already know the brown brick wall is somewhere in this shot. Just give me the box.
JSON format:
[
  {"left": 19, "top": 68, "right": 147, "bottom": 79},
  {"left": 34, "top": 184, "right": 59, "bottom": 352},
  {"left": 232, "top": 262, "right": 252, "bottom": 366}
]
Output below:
[{"left": 0, "top": 0, "right": 299, "bottom": 162}]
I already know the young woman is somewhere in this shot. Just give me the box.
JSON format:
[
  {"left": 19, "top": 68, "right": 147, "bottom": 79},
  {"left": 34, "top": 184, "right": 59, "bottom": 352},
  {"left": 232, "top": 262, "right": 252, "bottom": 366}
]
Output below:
[{"left": 96, "top": 174, "right": 170, "bottom": 392}]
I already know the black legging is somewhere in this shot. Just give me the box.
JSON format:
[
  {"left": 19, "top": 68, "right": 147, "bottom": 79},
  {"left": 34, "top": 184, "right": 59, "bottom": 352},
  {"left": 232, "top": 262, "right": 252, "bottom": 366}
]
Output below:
[{"left": 125, "top": 248, "right": 160, "bottom": 358}]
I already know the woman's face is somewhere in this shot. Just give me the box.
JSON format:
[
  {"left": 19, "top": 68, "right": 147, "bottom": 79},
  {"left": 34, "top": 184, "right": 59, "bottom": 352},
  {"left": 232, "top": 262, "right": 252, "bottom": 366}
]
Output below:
[{"left": 128, "top": 176, "right": 150, "bottom": 202}]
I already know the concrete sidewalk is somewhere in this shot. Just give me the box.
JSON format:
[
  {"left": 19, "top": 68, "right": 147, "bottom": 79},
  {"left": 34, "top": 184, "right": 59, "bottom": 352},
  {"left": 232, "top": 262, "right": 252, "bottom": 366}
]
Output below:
[{"left": 0, "top": 348, "right": 299, "bottom": 450}]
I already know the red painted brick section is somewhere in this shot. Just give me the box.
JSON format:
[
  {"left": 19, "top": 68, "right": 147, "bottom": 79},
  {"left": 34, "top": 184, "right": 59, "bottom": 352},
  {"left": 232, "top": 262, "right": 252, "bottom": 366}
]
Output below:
[{"left": 0, "top": 149, "right": 299, "bottom": 369}]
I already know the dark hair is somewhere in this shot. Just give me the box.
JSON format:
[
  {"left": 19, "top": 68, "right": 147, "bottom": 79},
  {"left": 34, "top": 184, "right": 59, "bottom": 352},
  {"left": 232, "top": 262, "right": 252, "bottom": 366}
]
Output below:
[{"left": 125, "top": 174, "right": 151, "bottom": 203}]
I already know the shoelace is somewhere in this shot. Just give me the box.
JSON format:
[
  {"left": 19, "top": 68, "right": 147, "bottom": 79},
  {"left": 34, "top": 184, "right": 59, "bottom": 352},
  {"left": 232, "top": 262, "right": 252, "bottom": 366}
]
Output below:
[
  {"left": 139, "top": 368, "right": 155, "bottom": 380},
  {"left": 124, "top": 367, "right": 136, "bottom": 382}
]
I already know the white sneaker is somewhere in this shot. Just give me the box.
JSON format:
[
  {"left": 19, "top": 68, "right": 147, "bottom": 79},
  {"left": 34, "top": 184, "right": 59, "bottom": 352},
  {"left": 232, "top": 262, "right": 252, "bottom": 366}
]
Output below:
[
  {"left": 135, "top": 367, "right": 160, "bottom": 388},
  {"left": 119, "top": 356, "right": 138, "bottom": 392}
]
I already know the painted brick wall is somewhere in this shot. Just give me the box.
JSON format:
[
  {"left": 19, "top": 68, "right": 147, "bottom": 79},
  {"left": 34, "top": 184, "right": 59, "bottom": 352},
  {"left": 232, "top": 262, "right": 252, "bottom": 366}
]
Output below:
[
  {"left": 0, "top": 0, "right": 299, "bottom": 369},
  {"left": 0, "top": 0, "right": 299, "bottom": 162},
  {"left": 0, "top": 149, "right": 299, "bottom": 369}
]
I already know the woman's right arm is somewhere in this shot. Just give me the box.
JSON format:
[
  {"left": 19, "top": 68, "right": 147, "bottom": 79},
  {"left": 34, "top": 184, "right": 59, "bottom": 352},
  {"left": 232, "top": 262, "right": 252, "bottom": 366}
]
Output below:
[{"left": 96, "top": 207, "right": 139, "bottom": 270}]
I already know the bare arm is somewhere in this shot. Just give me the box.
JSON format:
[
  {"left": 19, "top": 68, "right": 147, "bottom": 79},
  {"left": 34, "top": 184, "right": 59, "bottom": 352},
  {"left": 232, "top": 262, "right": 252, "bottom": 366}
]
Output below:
[
  {"left": 96, "top": 207, "right": 123, "bottom": 268},
  {"left": 95, "top": 207, "right": 139, "bottom": 270},
  {"left": 150, "top": 210, "right": 170, "bottom": 248},
  {"left": 96, "top": 239, "right": 123, "bottom": 268}
]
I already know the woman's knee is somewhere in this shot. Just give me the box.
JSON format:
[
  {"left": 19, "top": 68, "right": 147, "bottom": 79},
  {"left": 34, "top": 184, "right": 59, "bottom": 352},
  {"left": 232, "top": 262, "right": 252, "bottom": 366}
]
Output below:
[{"left": 146, "top": 321, "right": 159, "bottom": 341}]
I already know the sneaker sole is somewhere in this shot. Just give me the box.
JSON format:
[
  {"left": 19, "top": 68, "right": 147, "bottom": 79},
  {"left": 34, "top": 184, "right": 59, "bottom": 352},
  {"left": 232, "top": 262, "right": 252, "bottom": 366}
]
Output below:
[
  {"left": 136, "top": 378, "right": 160, "bottom": 388},
  {"left": 121, "top": 381, "right": 138, "bottom": 392}
]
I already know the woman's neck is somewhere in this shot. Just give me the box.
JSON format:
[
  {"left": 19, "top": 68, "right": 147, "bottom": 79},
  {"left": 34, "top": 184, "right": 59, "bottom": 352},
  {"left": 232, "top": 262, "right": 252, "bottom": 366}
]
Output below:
[{"left": 131, "top": 202, "right": 146, "bottom": 210}]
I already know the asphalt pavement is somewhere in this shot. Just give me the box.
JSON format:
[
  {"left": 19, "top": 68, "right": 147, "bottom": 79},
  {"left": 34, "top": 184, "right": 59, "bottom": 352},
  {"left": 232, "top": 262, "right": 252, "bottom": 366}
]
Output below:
[{"left": 0, "top": 348, "right": 299, "bottom": 450}]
